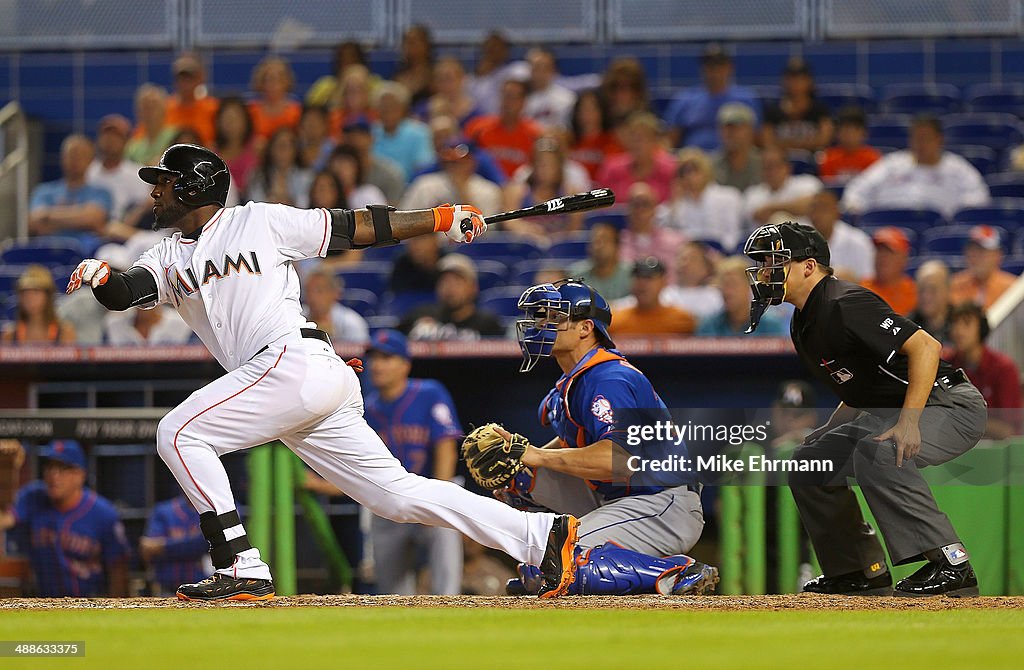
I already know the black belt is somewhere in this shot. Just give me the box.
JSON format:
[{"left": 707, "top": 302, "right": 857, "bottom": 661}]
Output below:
[
  {"left": 936, "top": 368, "right": 970, "bottom": 390},
  {"left": 250, "top": 328, "right": 332, "bottom": 360}
]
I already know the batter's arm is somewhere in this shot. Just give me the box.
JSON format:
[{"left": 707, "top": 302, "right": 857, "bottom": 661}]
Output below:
[
  {"left": 328, "top": 205, "right": 485, "bottom": 252},
  {"left": 522, "top": 439, "right": 630, "bottom": 481}
]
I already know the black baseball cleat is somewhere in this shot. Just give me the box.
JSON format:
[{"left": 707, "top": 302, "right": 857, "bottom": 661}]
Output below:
[
  {"left": 537, "top": 515, "right": 580, "bottom": 599},
  {"left": 176, "top": 573, "right": 275, "bottom": 602},
  {"left": 802, "top": 570, "right": 893, "bottom": 596},
  {"left": 895, "top": 560, "right": 978, "bottom": 597}
]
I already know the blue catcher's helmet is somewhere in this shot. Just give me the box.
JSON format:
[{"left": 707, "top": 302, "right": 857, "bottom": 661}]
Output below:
[{"left": 516, "top": 278, "right": 614, "bottom": 372}]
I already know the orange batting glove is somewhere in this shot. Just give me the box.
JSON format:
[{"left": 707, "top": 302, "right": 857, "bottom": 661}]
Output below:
[
  {"left": 432, "top": 204, "right": 486, "bottom": 243},
  {"left": 66, "top": 259, "right": 111, "bottom": 294}
]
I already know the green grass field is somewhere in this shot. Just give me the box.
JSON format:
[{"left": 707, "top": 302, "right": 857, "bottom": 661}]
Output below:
[{"left": 1, "top": 606, "right": 1022, "bottom": 669}]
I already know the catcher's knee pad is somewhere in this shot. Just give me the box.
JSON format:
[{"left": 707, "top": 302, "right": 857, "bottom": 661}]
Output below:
[
  {"left": 493, "top": 467, "right": 548, "bottom": 512},
  {"left": 573, "top": 543, "right": 696, "bottom": 595}
]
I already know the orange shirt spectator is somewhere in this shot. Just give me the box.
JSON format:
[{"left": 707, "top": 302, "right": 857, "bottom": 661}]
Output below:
[
  {"left": 862, "top": 275, "right": 917, "bottom": 315},
  {"left": 465, "top": 79, "right": 542, "bottom": 179},
  {"left": 819, "top": 146, "right": 881, "bottom": 181},
  {"left": 571, "top": 132, "right": 624, "bottom": 182},
  {"left": 248, "top": 56, "right": 303, "bottom": 142},
  {"left": 608, "top": 257, "right": 697, "bottom": 336},
  {"left": 949, "top": 225, "right": 1019, "bottom": 309},
  {"left": 165, "top": 53, "right": 219, "bottom": 147},
  {"left": 861, "top": 227, "right": 917, "bottom": 314},
  {"left": 569, "top": 89, "right": 625, "bottom": 181},
  {"left": 249, "top": 100, "right": 302, "bottom": 143}
]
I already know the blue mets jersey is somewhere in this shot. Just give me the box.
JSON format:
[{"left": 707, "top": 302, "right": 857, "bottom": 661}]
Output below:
[
  {"left": 538, "top": 347, "right": 694, "bottom": 499},
  {"left": 10, "top": 482, "right": 130, "bottom": 597},
  {"left": 364, "top": 379, "right": 463, "bottom": 475},
  {"left": 144, "top": 495, "right": 208, "bottom": 592}
]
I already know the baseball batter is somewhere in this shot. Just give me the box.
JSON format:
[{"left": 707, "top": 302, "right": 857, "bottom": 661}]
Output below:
[
  {"left": 65, "top": 144, "right": 580, "bottom": 601},
  {"left": 460, "top": 279, "right": 719, "bottom": 596}
]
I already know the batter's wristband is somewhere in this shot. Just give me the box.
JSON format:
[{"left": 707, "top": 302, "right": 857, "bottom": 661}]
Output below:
[{"left": 432, "top": 206, "right": 454, "bottom": 233}]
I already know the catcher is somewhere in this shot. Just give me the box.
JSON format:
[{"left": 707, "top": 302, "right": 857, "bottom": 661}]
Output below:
[{"left": 462, "top": 279, "right": 718, "bottom": 595}]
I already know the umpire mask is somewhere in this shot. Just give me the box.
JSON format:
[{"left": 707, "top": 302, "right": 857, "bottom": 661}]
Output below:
[{"left": 743, "top": 222, "right": 830, "bottom": 333}]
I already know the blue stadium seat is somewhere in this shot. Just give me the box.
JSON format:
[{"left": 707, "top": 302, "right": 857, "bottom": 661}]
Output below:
[
  {"left": 905, "top": 255, "right": 966, "bottom": 276},
  {"left": 511, "top": 258, "right": 581, "bottom": 287},
  {"left": 547, "top": 238, "right": 590, "bottom": 260},
  {"left": 474, "top": 259, "right": 509, "bottom": 293},
  {"left": 881, "top": 83, "right": 961, "bottom": 115},
  {"left": 946, "top": 144, "right": 998, "bottom": 176},
  {"left": 1002, "top": 254, "right": 1024, "bottom": 276},
  {"left": 951, "top": 198, "right": 1024, "bottom": 234},
  {"left": 583, "top": 211, "right": 627, "bottom": 230},
  {"left": 457, "top": 235, "right": 543, "bottom": 263},
  {"left": 816, "top": 83, "right": 876, "bottom": 114},
  {"left": 365, "top": 315, "right": 400, "bottom": 333},
  {"left": 340, "top": 288, "right": 378, "bottom": 317},
  {"left": 336, "top": 263, "right": 392, "bottom": 294},
  {"left": 0, "top": 266, "right": 29, "bottom": 295},
  {"left": 1016, "top": 230, "right": 1024, "bottom": 255},
  {"left": 942, "top": 113, "right": 1024, "bottom": 151},
  {"left": 788, "top": 150, "right": 817, "bottom": 176},
  {"left": 749, "top": 84, "right": 781, "bottom": 108},
  {"left": 479, "top": 286, "right": 531, "bottom": 319},
  {"left": 380, "top": 291, "right": 434, "bottom": 318},
  {"left": 360, "top": 244, "right": 404, "bottom": 262},
  {"left": 921, "top": 225, "right": 1009, "bottom": 256},
  {"left": 965, "top": 83, "right": 1024, "bottom": 117},
  {"left": 0, "top": 238, "right": 83, "bottom": 268},
  {"left": 0, "top": 294, "right": 16, "bottom": 324},
  {"left": 986, "top": 173, "right": 1024, "bottom": 199},
  {"left": 856, "top": 226, "right": 919, "bottom": 253},
  {"left": 867, "top": 114, "right": 912, "bottom": 149},
  {"left": 856, "top": 208, "right": 945, "bottom": 235}
]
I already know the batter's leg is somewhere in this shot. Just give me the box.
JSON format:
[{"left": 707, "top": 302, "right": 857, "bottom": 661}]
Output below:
[{"left": 281, "top": 407, "right": 557, "bottom": 567}]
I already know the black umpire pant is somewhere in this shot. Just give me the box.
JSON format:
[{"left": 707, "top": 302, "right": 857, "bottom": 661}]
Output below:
[{"left": 789, "top": 381, "right": 987, "bottom": 576}]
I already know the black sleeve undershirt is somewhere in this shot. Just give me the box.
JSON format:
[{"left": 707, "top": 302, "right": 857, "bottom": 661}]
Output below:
[{"left": 92, "top": 266, "right": 159, "bottom": 311}]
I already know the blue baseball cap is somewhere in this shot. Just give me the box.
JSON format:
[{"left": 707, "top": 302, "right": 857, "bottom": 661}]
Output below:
[
  {"left": 367, "top": 329, "right": 410, "bottom": 359},
  {"left": 40, "top": 440, "right": 86, "bottom": 469}
]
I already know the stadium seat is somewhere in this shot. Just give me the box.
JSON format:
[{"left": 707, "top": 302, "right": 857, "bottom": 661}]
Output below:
[
  {"left": 0, "top": 238, "right": 84, "bottom": 268},
  {"left": 457, "top": 235, "right": 543, "bottom": 263},
  {"left": 942, "top": 113, "right": 1024, "bottom": 151},
  {"left": 474, "top": 259, "right": 509, "bottom": 293},
  {"left": 881, "top": 83, "right": 961, "bottom": 115},
  {"left": 365, "top": 315, "right": 400, "bottom": 333},
  {"left": 905, "top": 255, "right": 966, "bottom": 275},
  {"left": 749, "top": 84, "right": 781, "bottom": 108},
  {"left": 360, "top": 244, "right": 403, "bottom": 262},
  {"left": 1002, "top": 254, "right": 1024, "bottom": 276},
  {"left": 0, "top": 266, "right": 29, "bottom": 295},
  {"left": 379, "top": 290, "right": 434, "bottom": 318},
  {"left": 788, "top": 150, "right": 817, "bottom": 176},
  {"left": 816, "top": 83, "right": 876, "bottom": 114},
  {"left": 340, "top": 288, "right": 378, "bottom": 317},
  {"left": 479, "top": 286, "right": 530, "bottom": 320},
  {"left": 921, "top": 225, "right": 1010, "bottom": 256},
  {"left": 857, "top": 226, "right": 919, "bottom": 252},
  {"left": 1016, "top": 230, "right": 1024, "bottom": 255},
  {"left": 336, "top": 263, "right": 392, "bottom": 294},
  {"left": 511, "top": 258, "right": 580, "bottom": 286},
  {"left": 547, "top": 238, "right": 590, "bottom": 260},
  {"left": 856, "top": 208, "right": 945, "bottom": 235},
  {"left": 965, "top": 83, "right": 1024, "bottom": 117},
  {"left": 866, "top": 114, "right": 912, "bottom": 149},
  {"left": 951, "top": 198, "right": 1024, "bottom": 235},
  {"left": 946, "top": 144, "right": 998, "bottom": 176},
  {"left": 985, "top": 172, "right": 1024, "bottom": 199},
  {"left": 0, "top": 294, "right": 16, "bottom": 324},
  {"left": 584, "top": 211, "right": 627, "bottom": 230}
]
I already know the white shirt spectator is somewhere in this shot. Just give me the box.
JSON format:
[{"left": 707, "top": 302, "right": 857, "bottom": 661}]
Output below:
[
  {"left": 400, "top": 172, "right": 503, "bottom": 216},
  {"left": 87, "top": 158, "right": 150, "bottom": 220},
  {"left": 657, "top": 183, "right": 745, "bottom": 251},
  {"left": 841, "top": 150, "right": 990, "bottom": 218},
  {"left": 525, "top": 84, "right": 577, "bottom": 130},
  {"left": 104, "top": 307, "right": 193, "bottom": 346},
  {"left": 313, "top": 303, "right": 370, "bottom": 344},
  {"left": 614, "top": 286, "right": 724, "bottom": 320},
  {"left": 469, "top": 61, "right": 529, "bottom": 116},
  {"left": 825, "top": 220, "right": 875, "bottom": 282},
  {"left": 743, "top": 174, "right": 823, "bottom": 229},
  {"left": 510, "top": 161, "right": 591, "bottom": 194}
]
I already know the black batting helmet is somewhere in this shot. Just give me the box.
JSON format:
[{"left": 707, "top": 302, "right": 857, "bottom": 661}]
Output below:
[{"left": 139, "top": 144, "right": 230, "bottom": 208}]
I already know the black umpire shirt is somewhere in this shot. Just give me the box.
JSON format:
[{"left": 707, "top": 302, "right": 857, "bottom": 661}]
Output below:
[{"left": 791, "top": 276, "right": 956, "bottom": 412}]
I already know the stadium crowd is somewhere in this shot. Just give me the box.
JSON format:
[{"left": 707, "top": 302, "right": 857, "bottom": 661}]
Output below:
[{"left": 2, "top": 31, "right": 1023, "bottom": 596}]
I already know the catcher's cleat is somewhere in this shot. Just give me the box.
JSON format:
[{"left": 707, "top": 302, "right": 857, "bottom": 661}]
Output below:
[
  {"left": 894, "top": 560, "right": 978, "bottom": 597},
  {"left": 176, "top": 573, "right": 275, "bottom": 602},
  {"left": 655, "top": 560, "right": 720, "bottom": 596},
  {"left": 538, "top": 515, "right": 580, "bottom": 599},
  {"left": 802, "top": 570, "right": 893, "bottom": 596}
]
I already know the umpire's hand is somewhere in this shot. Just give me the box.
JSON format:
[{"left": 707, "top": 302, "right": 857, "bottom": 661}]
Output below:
[{"left": 873, "top": 418, "right": 922, "bottom": 467}]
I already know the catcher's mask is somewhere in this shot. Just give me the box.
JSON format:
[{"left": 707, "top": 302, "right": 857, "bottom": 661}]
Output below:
[
  {"left": 516, "top": 278, "right": 614, "bottom": 372},
  {"left": 743, "top": 222, "right": 830, "bottom": 333}
]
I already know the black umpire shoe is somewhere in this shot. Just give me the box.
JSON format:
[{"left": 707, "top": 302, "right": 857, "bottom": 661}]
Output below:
[
  {"left": 176, "top": 573, "right": 276, "bottom": 602},
  {"left": 802, "top": 570, "right": 893, "bottom": 596},
  {"left": 895, "top": 560, "right": 979, "bottom": 597},
  {"left": 537, "top": 515, "right": 580, "bottom": 599}
]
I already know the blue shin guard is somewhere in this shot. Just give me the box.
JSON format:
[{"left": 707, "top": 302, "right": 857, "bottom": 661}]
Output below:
[{"left": 506, "top": 544, "right": 718, "bottom": 596}]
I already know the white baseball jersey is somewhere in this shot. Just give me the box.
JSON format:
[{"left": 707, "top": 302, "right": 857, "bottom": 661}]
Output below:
[{"left": 132, "top": 202, "right": 333, "bottom": 371}]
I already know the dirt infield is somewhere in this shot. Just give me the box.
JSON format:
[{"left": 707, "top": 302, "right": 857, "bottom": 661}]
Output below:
[{"left": 2, "top": 594, "right": 1022, "bottom": 610}]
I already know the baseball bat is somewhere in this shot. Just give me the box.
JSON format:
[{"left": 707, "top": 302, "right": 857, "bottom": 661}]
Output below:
[{"left": 460, "top": 188, "right": 616, "bottom": 233}]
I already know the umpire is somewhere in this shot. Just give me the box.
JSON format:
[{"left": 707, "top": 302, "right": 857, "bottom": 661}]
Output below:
[{"left": 744, "top": 222, "right": 986, "bottom": 597}]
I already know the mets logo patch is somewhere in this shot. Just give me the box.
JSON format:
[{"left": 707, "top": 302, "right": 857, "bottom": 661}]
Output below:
[{"left": 590, "top": 395, "right": 614, "bottom": 424}]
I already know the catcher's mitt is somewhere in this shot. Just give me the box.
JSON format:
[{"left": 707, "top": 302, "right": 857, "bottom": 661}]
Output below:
[{"left": 461, "top": 423, "right": 531, "bottom": 490}]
